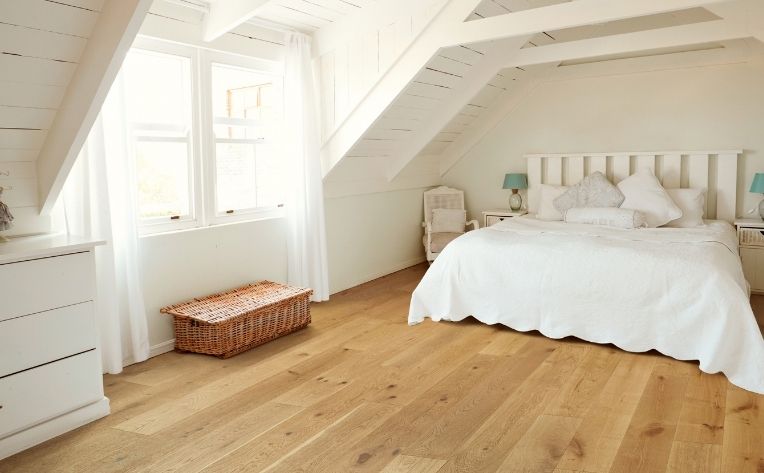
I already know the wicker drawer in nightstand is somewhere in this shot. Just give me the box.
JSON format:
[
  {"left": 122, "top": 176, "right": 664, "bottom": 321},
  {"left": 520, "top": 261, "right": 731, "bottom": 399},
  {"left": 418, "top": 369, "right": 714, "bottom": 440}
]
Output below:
[{"left": 482, "top": 209, "right": 527, "bottom": 227}]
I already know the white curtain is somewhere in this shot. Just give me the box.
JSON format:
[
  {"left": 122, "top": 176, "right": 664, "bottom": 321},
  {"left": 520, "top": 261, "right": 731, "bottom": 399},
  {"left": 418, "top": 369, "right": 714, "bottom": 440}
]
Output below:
[
  {"left": 61, "top": 73, "right": 150, "bottom": 374},
  {"left": 284, "top": 33, "right": 330, "bottom": 302}
]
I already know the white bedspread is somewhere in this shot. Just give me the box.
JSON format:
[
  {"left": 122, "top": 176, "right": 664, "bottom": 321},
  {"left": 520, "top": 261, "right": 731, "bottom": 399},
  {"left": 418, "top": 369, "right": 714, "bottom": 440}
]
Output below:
[{"left": 409, "top": 217, "right": 764, "bottom": 394}]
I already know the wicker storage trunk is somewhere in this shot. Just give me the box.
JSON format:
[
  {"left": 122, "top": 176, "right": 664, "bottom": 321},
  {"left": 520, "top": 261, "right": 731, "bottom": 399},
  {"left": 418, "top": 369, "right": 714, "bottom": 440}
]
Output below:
[{"left": 161, "top": 281, "right": 312, "bottom": 358}]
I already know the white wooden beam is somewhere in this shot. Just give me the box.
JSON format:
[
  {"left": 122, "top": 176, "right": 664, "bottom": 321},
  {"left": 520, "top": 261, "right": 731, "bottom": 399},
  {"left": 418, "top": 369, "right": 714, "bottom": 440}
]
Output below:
[
  {"left": 507, "top": 19, "right": 749, "bottom": 68},
  {"left": 202, "top": 0, "right": 270, "bottom": 42},
  {"left": 37, "top": 0, "right": 151, "bottom": 214},
  {"left": 320, "top": 0, "right": 482, "bottom": 178},
  {"left": 449, "top": 0, "right": 732, "bottom": 48},
  {"left": 140, "top": 11, "right": 283, "bottom": 62},
  {"left": 438, "top": 71, "right": 544, "bottom": 176},
  {"left": 387, "top": 37, "right": 529, "bottom": 181}
]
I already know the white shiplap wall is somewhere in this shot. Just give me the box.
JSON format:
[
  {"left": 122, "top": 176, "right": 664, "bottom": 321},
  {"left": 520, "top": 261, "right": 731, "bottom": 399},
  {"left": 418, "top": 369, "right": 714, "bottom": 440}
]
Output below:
[
  {"left": 0, "top": 0, "right": 105, "bottom": 235},
  {"left": 318, "top": 0, "right": 568, "bottom": 175},
  {"left": 256, "top": 0, "right": 378, "bottom": 33},
  {"left": 316, "top": 0, "right": 447, "bottom": 142}
]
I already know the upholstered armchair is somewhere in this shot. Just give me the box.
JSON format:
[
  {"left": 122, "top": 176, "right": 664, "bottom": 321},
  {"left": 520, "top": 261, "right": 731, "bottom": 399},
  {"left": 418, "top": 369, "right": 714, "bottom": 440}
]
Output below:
[{"left": 422, "top": 186, "right": 479, "bottom": 263}]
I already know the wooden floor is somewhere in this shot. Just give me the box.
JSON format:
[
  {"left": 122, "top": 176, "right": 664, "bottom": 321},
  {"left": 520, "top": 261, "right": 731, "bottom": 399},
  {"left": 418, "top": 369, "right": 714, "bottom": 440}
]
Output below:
[{"left": 2, "top": 264, "right": 763, "bottom": 473}]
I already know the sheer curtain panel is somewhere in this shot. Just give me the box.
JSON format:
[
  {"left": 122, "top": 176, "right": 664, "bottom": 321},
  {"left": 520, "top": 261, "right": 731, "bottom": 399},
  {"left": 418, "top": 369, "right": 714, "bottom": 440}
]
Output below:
[
  {"left": 61, "top": 73, "right": 150, "bottom": 374},
  {"left": 284, "top": 33, "right": 330, "bottom": 302}
]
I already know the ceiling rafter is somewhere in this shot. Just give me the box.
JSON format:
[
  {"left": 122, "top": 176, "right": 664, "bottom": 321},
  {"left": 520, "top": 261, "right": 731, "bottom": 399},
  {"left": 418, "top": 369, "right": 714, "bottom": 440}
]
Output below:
[
  {"left": 450, "top": 0, "right": 733, "bottom": 47},
  {"left": 506, "top": 19, "right": 750, "bottom": 68},
  {"left": 202, "top": 0, "right": 271, "bottom": 42},
  {"left": 37, "top": 0, "right": 152, "bottom": 214}
]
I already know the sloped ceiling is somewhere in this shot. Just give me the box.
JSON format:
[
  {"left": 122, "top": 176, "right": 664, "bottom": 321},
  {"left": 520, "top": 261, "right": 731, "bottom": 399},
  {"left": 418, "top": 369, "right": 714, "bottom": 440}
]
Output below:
[
  {"left": 319, "top": 0, "right": 764, "bottom": 192},
  {"left": 0, "top": 0, "right": 105, "bottom": 232}
]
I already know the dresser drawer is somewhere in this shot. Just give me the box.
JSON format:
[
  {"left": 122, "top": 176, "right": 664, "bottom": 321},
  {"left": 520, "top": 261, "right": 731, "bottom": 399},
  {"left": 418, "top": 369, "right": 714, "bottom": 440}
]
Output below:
[
  {"left": 0, "top": 350, "right": 103, "bottom": 439},
  {"left": 0, "top": 251, "right": 94, "bottom": 322},
  {"left": 0, "top": 302, "right": 97, "bottom": 377}
]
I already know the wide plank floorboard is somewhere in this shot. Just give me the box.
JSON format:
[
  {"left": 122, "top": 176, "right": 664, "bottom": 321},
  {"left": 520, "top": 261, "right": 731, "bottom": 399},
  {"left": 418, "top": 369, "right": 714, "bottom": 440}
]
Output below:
[{"left": 1, "top": 264, "right": 762, "bottom": 473}]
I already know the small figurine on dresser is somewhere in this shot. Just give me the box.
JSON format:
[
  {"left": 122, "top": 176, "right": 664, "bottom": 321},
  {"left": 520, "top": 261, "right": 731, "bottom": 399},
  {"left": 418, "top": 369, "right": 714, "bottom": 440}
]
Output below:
[{"left": 0, "top": 187, "right": 13, "bottom": 241}]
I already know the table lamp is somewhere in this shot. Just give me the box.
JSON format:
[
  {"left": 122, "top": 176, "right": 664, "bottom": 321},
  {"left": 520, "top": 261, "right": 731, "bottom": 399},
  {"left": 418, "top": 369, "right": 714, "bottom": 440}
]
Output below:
[
  {"left": 751, "top": 173, "right": 764, "bottom": 220},
  {"left": 503, "top": 173, "right": 528, "bottom": 211}
]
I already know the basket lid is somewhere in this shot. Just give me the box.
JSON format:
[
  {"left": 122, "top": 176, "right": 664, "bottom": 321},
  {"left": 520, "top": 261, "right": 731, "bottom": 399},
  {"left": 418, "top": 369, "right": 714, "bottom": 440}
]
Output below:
[{"left": 160, "top": 281, "right": 313, "bottom": 325}]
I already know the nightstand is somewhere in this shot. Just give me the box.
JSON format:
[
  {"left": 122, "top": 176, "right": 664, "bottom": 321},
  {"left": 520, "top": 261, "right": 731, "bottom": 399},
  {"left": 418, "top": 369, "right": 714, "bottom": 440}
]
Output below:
[
  {"left": 482, "top": 209, "right": 527, "bottom": 227},
  {"left": 735, "top": 218, "right": 764, "bottom": 295}
]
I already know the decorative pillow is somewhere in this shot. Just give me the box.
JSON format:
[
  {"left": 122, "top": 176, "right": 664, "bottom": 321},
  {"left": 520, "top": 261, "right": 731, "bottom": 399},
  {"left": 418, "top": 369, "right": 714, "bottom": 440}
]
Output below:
[
  {"left": 564, "top": 207, "right": 648, "bottom": 229},
  {"left": 617, "top": 168, "right": 682, "bottom": 227},
  {"left": 536, "top": 184, "right": 568, "bottom": 221},
  {"left": 431, "top": 208, "right": 466, "bottom": 233},
  {"left": 664, "top": 188, "right": 705, "bottom": 228},
  {"left": 553, "top": 172, "right": 624, "bottom": 216}
]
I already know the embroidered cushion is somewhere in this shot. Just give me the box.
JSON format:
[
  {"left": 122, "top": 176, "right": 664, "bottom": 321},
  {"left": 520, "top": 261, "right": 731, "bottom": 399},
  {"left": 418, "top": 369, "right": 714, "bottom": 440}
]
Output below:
[{"left": 553, "top": 172, "right": 624, "bottom": 216}]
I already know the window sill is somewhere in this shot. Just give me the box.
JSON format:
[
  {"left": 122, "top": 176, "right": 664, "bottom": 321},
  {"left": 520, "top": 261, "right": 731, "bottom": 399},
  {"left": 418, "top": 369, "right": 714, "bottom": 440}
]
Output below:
[{"left": 138, "top": 209, "right": 285, "bottom": 239}]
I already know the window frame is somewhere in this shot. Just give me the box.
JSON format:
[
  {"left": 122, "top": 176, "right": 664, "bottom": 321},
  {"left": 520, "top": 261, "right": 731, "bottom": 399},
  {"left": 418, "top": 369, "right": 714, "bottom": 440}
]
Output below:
[
  {"left": 200, "top": 50, "right": 285, "bottom": 226},
  {"left": 128, "top": 38, "right": 204, "bottom": 235},
  {"left": 128, "top": 38, "right": 285, "bottom": 235}
]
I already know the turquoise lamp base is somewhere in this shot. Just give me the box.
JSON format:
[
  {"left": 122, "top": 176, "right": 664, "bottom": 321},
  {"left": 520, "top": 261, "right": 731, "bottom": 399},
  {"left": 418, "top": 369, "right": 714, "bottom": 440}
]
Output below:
[{"left": 509, "top": 191, "right": 523, "bottom": 211}]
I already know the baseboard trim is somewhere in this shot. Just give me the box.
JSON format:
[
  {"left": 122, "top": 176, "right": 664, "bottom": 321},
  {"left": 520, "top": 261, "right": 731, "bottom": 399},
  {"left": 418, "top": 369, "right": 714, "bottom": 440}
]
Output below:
[
  {"left": 121, "top": 339, "right": 176, "bottom": 368},
  {"left": 330, "top": 256, "right": 426, "bottom": 295},
  {"left": 149, "top": 339, "right": 176, "bottom": 357},
  {"left": 0, "top": 397, "right": 110, "bottom": 461}
]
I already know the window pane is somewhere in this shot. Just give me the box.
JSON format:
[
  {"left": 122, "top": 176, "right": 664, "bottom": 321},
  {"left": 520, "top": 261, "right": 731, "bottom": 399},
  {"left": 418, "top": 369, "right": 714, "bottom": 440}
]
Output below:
[
  {"left": 126, "top": 50, "right": 191, "bottom": 127},
  {"left": 215, "top": 143, "right": 257, "bottom": 212},
  {"left": 135, "top": 141, "right": 191, "bottom": 218},
  {"left": 215, "top": 143, "right": 284, "bottom": 212},
  {"left": 211, "top": 63, "right": 278, "bottom": 121},
  {"left": 255, "top": 142, "right": 284, "bottom": 208},
  {"left": 213, "top": 124, "right": 267, "bottom": 141}
]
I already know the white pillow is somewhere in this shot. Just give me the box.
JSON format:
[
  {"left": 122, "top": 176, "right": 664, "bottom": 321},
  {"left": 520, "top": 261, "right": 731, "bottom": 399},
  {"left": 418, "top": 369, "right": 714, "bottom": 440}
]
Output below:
[
  {"left": 664, "top": 188, "right": 705, "bottom": 228},
  {"left": 617, "top": 168, "right": 682, "bottom": 227},
  {"left": 564, "top": 207, "right": 648, "bottom": 229},
  {"left": 536, "top": 184, "right": 568, "bottom": 221},
  {"left": 431, "top": 208, "right": 466, "bottom": 233}
]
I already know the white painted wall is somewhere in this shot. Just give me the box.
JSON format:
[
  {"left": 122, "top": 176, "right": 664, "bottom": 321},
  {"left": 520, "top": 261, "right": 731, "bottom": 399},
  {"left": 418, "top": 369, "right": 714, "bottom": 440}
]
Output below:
[
  {"left": 138, "top": 217, "right": 287, "bottom": 351},
  {"left": 140, "top": 190, "right": 426, "bottom": 351},
  {"left": 444, "top": 59, "right": 764, "bottom": 219},
  {"left": 325, "top": 188, "right": 426, "bottom": 294}
]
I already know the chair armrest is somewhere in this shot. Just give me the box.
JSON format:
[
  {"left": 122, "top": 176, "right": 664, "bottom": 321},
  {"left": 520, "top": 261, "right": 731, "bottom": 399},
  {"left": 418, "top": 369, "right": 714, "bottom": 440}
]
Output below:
[{"left": 466, "top": 219, "right": 479, "bottom": 231}]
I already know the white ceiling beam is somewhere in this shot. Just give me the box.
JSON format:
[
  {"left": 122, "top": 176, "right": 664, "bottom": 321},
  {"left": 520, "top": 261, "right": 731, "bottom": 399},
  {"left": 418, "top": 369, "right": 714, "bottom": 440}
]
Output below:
[
  {"left": 386, "top": 37, "right": 529, "bottom": 181},
  {"left": 320, "top": 0, "right": 483, "bottom": 178},
  {"left": 507, "top": 19, "right": 750, "bottom": 68},
  {"left": 202, "top": 0, "right": 271, "bottom": 42},
  {"left": 37, "top": 0, "right": 151, "bottom": 214},
  {"left": 704, "top": 0, "right": 764, "bottom": 42},
  {"left": 439, "top": 45, "right": 756, "bottom": 177},
  {"left": 448, "top": 0, "right": 733, "bottom": 48}
]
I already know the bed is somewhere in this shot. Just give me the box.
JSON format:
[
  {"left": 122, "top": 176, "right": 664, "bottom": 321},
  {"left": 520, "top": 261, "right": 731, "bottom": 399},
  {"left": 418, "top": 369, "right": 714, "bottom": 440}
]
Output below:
[{"left": 409, "top": 151, "right": 764, "bottom": 394}]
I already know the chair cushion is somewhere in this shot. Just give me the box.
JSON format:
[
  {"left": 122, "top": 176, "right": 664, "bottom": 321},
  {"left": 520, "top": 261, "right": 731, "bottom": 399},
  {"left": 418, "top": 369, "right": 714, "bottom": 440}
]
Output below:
[
  {"left": 424, "top": 232, "right": 462, "bottom": 253},
  {"left": 431, "top": 208, "right": 466, "bottom": 233}
]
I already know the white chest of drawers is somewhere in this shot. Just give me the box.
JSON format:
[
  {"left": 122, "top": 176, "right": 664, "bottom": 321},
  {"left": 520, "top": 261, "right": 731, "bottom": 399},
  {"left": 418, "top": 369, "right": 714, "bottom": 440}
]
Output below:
[{"left": 0, "top": 234, "right": 108, "bottom": 460}]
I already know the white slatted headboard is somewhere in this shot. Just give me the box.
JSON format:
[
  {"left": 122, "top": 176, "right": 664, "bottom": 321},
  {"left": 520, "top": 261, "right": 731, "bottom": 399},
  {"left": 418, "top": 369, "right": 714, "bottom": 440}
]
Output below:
[{"left": 525, "top": 150, "right": 742, "bottom": 222}]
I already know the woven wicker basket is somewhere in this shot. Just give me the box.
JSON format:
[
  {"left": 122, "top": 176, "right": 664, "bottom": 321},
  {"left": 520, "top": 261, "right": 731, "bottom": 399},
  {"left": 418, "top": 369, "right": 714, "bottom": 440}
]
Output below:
[{"left": 161, "top": 281, "right": 312, "bottom": 358}]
